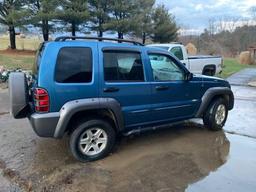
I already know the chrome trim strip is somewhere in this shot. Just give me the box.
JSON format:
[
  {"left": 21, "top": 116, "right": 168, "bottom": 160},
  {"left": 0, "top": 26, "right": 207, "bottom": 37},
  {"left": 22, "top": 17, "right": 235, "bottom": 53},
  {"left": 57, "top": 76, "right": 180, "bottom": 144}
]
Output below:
[
  {"left": 130, "top": 109, "right": 150, "bottom": 114},
  {"left": 154, "top": 104, "right": 192, "bottom": 111}
]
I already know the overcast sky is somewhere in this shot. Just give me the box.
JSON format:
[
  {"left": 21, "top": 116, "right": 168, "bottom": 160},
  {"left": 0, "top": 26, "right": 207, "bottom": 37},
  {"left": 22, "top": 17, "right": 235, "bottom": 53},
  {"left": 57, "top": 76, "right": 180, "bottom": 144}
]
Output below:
[{"left": 156, "top": 0, "right": 256, "bottom": 32}]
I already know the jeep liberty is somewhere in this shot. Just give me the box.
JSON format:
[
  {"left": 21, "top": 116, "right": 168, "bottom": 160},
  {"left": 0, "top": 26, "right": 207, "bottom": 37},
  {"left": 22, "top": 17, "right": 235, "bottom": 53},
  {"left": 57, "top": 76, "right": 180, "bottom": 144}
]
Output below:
[{"left": 9, "top": 36, "right": 234, "bottom": 162}]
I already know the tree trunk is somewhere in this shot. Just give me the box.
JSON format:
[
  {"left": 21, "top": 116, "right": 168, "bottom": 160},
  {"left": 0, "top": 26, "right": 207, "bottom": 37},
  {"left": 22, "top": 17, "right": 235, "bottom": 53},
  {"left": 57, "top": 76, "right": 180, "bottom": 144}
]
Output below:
[
  {"left": 9, "top": 26, "right": 16, "bottom": 50},
  {"left": 71, "top": 22, "right": 76, "bottom": 37},
  {"left": 42, "top": 20, "right": 49, "bottom": 41},
  {"left": 98, "top": 30, "right": 103, "bottom": 38},
  {"left": 142, "top": 32, "right": 146, "bottom": 44},
  {"left": 118, "top": 32, "right": 123, "bottom": 39}
]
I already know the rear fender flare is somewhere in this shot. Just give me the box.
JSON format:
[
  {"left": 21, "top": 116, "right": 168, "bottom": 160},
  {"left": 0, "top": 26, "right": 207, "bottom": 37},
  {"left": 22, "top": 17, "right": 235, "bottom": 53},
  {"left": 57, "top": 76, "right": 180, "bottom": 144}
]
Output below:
[{"left": 54, "top": 98, "right": 124, "bottom": 138}]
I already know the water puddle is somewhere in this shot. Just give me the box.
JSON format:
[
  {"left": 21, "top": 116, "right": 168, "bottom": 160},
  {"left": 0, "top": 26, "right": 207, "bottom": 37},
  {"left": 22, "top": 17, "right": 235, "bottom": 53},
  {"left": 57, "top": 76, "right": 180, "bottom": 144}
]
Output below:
[{"left": 186, "top": 133, "right": 256, "bottom": 192}]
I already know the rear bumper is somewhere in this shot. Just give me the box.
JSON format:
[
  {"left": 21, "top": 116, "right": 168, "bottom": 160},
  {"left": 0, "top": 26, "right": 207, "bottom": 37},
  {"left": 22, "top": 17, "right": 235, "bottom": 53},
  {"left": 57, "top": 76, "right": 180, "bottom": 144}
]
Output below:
[{"left": 28, "top": 112, "right": 60, "bottom": 138}]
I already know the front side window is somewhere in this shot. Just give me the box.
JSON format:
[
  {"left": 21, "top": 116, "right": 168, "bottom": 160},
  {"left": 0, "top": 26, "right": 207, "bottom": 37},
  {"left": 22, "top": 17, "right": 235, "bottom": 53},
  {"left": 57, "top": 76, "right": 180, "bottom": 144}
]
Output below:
[
  {"left": 149, "top": 54, "right": 184, "bottom": 81},
  {"left": 170, "top": 46, "right": 184, "bottom": 60},
  {"left": 103, "top": 51, "right": 144, "bottom": 82},
  {"left": 55, "top": 47, "right": 92, "bottom": 83}
]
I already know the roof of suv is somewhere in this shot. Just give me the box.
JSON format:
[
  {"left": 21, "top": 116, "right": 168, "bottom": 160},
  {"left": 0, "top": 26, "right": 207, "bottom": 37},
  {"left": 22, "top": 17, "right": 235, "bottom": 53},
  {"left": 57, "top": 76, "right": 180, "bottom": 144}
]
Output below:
[{"left": 44, "top": 39, "right": 170, "bottom": 54}]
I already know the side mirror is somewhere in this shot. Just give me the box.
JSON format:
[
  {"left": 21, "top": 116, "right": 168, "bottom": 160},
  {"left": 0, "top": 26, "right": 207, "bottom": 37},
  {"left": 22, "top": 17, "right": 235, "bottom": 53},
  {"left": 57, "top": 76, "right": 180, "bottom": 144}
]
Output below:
[{"left": 186, "top": 72, "right": 193, "bottom": 81}]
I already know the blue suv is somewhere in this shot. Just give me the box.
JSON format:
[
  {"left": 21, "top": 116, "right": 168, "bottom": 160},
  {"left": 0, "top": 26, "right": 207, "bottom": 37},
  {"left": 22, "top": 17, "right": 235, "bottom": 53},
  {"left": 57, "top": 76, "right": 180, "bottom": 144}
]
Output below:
[{"left": 9, "top": 36, "right": 234, "bottom": 162}]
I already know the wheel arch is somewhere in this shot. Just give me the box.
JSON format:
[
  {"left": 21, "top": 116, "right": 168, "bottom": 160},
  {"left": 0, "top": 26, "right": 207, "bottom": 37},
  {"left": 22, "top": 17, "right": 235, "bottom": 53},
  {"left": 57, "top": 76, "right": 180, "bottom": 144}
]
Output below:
[
  {"left": 54, "top": 98, "right": 124, "bottom": 138},
  {"left": 202, "top": 64, "right": 216, "bottom": 76},
  {"left": 196, "top": 87, "right": 234, "bottom": 118}
]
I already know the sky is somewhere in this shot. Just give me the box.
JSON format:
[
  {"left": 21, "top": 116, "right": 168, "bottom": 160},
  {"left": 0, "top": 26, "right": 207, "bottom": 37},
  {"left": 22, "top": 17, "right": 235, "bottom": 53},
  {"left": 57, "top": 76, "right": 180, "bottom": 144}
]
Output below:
[{"left": 156, "top": 0, "right": 256, "bottom": 34}]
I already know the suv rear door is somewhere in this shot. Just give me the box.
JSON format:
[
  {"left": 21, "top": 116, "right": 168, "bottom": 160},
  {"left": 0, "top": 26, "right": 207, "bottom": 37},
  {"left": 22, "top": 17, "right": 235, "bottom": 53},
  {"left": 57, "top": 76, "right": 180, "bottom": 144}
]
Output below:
[
  {"left": 99, "top": 46, "right": 152, "bottom": 130},
  {"left": 52, "top": 45, "right": 99, "bottom": 111}
]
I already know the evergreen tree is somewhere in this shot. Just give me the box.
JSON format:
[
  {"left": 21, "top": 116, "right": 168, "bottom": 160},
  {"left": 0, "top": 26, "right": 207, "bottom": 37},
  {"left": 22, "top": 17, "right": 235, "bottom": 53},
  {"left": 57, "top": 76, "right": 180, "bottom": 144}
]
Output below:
[
  {"left": 151, "top": 5, "right": 179, "bottom": 43},
  {"left": 132, "top": 0, "right": 155, "bottom": 44},
  {"left": 0, "top": 0, "right": 28, "bottom": 49},
  {"left": 88, "top": 0, "right": 110, "bottom": 37},
  {"left": 28, "top": 0, "right": 60, "bottom": 41},
  {"left": 58, "top": 0, "right": 89, "bottom": 37},
  {"left": 107, "top": 0, "right": 138, "bottom": 39}
]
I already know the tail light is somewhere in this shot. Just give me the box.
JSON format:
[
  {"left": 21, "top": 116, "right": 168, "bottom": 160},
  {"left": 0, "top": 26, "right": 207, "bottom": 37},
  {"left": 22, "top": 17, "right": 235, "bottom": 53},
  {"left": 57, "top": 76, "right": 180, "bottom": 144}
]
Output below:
[{"left": 34, "top": 88, "right": 49, "bottom": 112}]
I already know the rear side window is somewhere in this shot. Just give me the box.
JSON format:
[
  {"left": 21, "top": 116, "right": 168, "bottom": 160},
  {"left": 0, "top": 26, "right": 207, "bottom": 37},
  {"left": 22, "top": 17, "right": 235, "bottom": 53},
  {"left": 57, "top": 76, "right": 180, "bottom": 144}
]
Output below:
[
  {"left": 103, "top": 51, "right": 144, "bottom": 82},
  {"left": 55, "top": 47, "right": 92, "bottom": 83},
  {"left": 170, "top": 46, "right": 183, "bottom": 60},
  {"left": 33, "top": 43, "right": 45, "bottom": 76}
]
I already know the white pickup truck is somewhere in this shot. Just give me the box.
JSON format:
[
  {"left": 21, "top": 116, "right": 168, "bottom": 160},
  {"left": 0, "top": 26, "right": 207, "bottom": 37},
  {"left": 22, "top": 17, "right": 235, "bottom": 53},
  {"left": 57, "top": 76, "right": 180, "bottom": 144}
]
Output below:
[{"left": 148, "top": 43, "right": 223, "bottom": 76}]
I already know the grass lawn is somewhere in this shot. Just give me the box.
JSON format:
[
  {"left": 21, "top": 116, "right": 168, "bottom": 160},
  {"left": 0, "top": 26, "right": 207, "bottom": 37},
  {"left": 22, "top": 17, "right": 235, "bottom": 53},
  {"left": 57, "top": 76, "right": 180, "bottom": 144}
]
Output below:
[
  {"left": 218, "top": 58, "right": 256, "bottom": 79},
  {"left": 0, "top": 53, "right": 35, "bottom": 70},
  {"left": 0, "top": 36, "right": 41, "bottom": 51}
]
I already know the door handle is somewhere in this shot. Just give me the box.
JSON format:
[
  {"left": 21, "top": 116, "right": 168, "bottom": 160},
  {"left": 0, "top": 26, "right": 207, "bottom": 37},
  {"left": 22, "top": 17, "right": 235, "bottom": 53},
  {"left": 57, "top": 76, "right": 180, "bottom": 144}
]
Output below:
[
  {"left": 155, "top": 85, "right": 169, "bottom": 91},
  {"left": 103, "top": 87, "right": 119, "bottom": 93}
]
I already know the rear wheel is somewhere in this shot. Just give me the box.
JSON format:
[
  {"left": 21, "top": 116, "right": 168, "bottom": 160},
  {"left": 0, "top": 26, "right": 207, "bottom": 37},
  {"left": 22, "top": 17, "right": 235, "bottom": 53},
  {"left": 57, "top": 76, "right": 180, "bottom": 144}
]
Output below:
[
  {"left": 69, "top": 118, "right": 116, "bottom": 162},
  {"left": 203, "top": 98, "right": 228, "bottom": 131}
]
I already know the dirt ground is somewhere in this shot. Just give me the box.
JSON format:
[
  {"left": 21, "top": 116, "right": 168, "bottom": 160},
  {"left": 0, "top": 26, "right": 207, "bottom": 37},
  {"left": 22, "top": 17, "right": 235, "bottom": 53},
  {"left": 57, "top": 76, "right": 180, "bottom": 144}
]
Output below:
[{"left": 0, "top": 49, "right": 36, "bottom": 56}]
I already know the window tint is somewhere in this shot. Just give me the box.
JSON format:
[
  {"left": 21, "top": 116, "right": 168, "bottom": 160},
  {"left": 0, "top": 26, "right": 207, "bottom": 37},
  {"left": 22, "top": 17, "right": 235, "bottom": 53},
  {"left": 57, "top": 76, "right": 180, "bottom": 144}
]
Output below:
[
  {"left": 33, "top": 43, "right": 45, "bottom": 76},
  {"left": 149, "top": 54, "right": 184, "bottom": 81},
  {"left": 170, "top": 46, "right": 184, "bottom": 60},
  {"left": 55, "top": 47, "right": 92, "bottom": 83},
  {"left": 104, "top": 51, "right": 144, "bottom": 82}
]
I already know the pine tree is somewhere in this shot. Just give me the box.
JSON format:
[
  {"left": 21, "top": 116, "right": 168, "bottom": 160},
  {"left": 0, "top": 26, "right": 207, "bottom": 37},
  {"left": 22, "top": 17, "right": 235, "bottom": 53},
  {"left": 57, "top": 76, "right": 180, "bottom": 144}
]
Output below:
[
  {"left": 58, "top": 0, "right": 89, "bottom": 37},
  {"left": 107, "top": 0, "right": 138, "bottom": 39},
  {"left": 28, "top": 0, "right": 60, "bottom": 41},
  {"left": 132, "top": 0, "right": 155, "bottom": 44},
  {"left": 88, "top": 0, "right": 110, "bottom": 37},
  {"left": 151, "top": 5, "right": 179, "bottom": 43},
  {"left": 0, "top": 0, "right": 28, "bottom": 49}
]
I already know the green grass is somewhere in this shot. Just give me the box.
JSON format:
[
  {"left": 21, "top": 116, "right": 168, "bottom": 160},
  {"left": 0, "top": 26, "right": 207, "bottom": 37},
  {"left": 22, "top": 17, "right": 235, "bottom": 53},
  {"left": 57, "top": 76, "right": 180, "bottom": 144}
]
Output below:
[
  {"left": 0, "top": 54, "right": 35, "bottom": 70},
  {"left": 218, "top": 58, "right": 255, "bottom": 78}
]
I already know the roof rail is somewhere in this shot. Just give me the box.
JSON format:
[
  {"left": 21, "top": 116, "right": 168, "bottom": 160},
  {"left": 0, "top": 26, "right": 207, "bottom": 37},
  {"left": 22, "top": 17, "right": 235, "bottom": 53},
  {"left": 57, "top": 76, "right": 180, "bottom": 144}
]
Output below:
[
  {"left": 169, "top": 42, "right": 182, "bottom": 45},
  {"left": 55, "top": 36, "right": 144, "bottom": 46}
]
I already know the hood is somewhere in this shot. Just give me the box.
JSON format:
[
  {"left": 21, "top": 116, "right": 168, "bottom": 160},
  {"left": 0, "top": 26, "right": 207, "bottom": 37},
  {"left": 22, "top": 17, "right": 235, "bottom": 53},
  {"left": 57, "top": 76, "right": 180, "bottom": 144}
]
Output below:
[{"left": 193, "top": 74, "right": 231, "bottom": 88}]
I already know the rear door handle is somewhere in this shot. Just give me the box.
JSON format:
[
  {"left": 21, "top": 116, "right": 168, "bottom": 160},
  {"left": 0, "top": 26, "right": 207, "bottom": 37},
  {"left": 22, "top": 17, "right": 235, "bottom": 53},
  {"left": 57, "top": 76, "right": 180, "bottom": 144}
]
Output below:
[
  {"left": 155, "top": 85, "right": 169, "bottom": 91},
  {"left": 103, "top": 87, "right": 119, "bottom": 93}
]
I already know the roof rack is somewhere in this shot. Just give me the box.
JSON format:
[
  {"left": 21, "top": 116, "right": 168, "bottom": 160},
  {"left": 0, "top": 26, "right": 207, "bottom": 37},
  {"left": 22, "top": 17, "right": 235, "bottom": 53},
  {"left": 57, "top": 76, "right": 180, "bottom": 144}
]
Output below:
[
  {"left": 55, "top": 36, "right": 144, "bottom": 46},
  {"left": 169, "top": 42, "right": 182, "bottom": 45}
]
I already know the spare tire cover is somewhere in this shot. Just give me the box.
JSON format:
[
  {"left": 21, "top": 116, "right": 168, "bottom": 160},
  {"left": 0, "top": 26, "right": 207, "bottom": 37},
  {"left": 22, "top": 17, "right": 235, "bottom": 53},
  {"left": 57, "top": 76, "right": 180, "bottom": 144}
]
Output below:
[{"left": 9, "top": 72, "right": 30, "bottom": 119}]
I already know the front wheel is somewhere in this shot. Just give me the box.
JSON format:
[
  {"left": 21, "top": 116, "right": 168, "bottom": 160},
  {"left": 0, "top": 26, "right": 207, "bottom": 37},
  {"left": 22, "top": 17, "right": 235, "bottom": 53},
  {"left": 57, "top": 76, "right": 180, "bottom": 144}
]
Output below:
[
  {"left": 69, "top": 119, "right": 116, "bottom": 162},
  {"left": 203, "top": 98, "right": 228, "bottom": 131}
]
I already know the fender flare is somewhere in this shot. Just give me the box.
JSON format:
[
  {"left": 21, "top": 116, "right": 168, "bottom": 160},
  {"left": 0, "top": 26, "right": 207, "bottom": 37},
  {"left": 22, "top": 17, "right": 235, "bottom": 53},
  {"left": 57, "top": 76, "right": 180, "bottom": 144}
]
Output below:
[
  {"left": 195, "top": 87, "right": 234, "bottom": 118},
  {"left": 54, "top": 98, "right": 124, "bottom": 138}
]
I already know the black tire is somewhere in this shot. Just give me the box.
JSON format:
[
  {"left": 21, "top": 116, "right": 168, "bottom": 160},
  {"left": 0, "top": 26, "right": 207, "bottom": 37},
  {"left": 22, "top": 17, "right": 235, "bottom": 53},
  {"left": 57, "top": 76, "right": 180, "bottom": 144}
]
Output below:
[
  {"left": 69, "top": 118, "right": 116, "bottom": 162},
  {"left": 9, "top": 72, "right": 30, "bottom": 119},
  {"left": 203, "top": 67, "right": 216, "bottom": 76},
  {"left": 203, "top": 98, "right": 228, "bottom": 131}
]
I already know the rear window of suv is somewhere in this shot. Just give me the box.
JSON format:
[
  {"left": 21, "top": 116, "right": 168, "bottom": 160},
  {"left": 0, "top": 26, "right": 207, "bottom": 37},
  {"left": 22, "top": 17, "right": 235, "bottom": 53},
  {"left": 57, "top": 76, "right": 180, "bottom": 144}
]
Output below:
[
  {"left": 33, "top": 43, "right": 45, "bottom": 76},
  {"left": 55, "top": 47, "right": 92, "bottom": 83}
]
